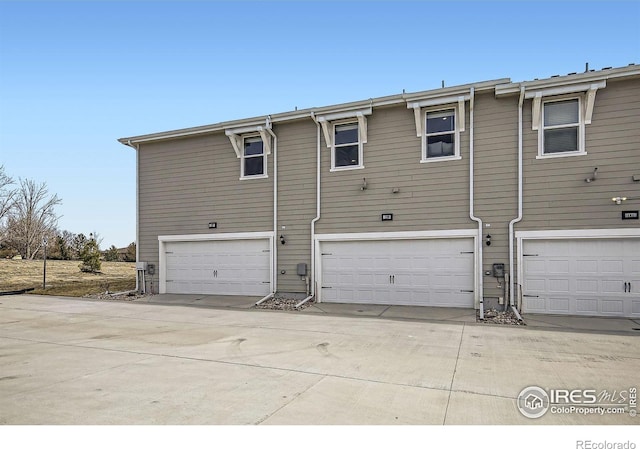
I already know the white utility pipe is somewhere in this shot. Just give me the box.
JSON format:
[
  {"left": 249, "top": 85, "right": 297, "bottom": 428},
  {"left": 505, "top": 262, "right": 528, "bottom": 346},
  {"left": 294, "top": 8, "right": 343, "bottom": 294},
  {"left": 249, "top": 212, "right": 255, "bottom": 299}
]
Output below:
[
  {"left": 508, "top": 86, "right": 526, "bottom": 309},
  {"left": 309, "top": 113, "right": 322, "bottom": 300},
  {"left": 294, "top": 295, "right": 314, "bottom": 309},
  {"left": 265, "top": 121, "right": 278, "bottom": 294},
  {"left": 255, "top": 292, "right": 275, "bottom": 306},
  {"left": 468, "top": 88, "right": 484, "bottom": 320}
]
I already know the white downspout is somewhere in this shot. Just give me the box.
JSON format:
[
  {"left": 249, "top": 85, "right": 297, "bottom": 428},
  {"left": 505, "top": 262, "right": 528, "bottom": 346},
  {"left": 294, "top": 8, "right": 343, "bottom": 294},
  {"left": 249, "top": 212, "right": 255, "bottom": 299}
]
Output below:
[
  {"left": 295, "top": 113, "right": 321, "bottom": 309},
  {"left": 468, "top": 88, "right": 484, "bottom": 320},
  {"left": 265, "top": 119, "right": 278, "bottom": 294},
  {"left": 508, "top": 86, "right": 525, "bottom": 321},
  {"left": 127, "top": 139, "right": 142, "bottom": 293}
]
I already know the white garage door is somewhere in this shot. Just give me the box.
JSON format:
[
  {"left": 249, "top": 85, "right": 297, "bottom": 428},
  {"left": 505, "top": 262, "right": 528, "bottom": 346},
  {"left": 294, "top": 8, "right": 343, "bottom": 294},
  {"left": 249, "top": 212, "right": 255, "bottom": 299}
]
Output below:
[
  {"left": 522, "top": 239, "right": 640, "bottom": 317},
  {"left": 320, "top": 238, "right": 474, "bottom": 307},
  {"left": 164, "top": 239, "right": 271, "bottom": 296}
]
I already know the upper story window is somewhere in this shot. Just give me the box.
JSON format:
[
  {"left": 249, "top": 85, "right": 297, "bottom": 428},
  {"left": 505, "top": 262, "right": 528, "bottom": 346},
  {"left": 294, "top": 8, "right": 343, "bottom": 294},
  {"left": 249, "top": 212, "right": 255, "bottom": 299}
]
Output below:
[
  {"left": 540, "top": 97, "right": 584, "bottom": 157},
  {"left": 407, "top": 94, "right": 467, "bottom": 164},
  {"left": 316, "top": 107, "right": 370, "bottom": 173},
  {"left": 225, "top": 124, "right": 273, "bottom": 180},
  {"left": 242, "top": 136, "right": 267, "bottom": 178},
  {"left": 332, "top": 122, "right": 362, "bottom": 169},
  {"left": 425, "top": 109, "right": 458, "bottom": 160}
]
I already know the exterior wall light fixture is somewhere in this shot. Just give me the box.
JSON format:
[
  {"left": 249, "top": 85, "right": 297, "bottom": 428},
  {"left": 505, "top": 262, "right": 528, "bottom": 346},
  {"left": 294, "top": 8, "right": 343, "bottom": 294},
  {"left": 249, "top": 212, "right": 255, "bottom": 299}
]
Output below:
[{"left": 612, "top": 196, "right": 627, "bottom": 205}]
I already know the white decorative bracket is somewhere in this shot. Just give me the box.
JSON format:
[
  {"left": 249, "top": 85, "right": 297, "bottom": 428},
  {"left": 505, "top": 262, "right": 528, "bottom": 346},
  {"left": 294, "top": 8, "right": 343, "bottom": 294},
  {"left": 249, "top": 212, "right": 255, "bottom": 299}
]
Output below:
[{"left": 225, "top": 130, "right": 243, "bottom": 158}]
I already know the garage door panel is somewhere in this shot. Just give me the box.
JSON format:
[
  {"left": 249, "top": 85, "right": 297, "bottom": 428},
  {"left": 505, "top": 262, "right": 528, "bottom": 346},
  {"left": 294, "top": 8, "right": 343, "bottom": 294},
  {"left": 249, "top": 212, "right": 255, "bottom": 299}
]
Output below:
[
  {"left": 549, "top": 279, "right": 570, "bottom": 293},
  {"left": 549, "top": 297, "right": 570, "bottom": 313},
  {"left": 575, "top": 298, "right": 598, "bottom": 314},
  {"left": 321, "top": 237, "right": 474, "bottom": 308},
  {"left": 522, "top": 238, "right": 640, "bottom": 317},
  {"left": 164, "top": 239, "right": 270, "bottom": 296},
  {"left": 601, "top": 299, "right": 624, "bottom": 314}
]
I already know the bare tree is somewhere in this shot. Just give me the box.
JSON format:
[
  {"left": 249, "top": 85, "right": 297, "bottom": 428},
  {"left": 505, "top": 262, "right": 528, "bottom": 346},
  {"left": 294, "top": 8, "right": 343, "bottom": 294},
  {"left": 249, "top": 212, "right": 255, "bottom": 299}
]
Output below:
[
  {"left": 0, "top": 165, "right": 16, "bottom": 227},
  {"left": 4, "top": 179, "right": 62, "bottom": 259}
]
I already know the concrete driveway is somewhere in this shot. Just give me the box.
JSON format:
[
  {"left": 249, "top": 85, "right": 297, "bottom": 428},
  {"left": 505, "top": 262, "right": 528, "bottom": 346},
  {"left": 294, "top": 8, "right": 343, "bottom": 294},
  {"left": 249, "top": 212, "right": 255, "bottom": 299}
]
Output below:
[{"left": 0, "top": 294, "right": 638, "bottom": 425}]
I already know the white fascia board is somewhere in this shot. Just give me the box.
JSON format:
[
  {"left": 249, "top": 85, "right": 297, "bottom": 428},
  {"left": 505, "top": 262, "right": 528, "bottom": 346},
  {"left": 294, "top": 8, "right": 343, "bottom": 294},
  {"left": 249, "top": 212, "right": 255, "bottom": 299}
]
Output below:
[
  {"left": 523, "top": 80, "right": 606, "bottom": 99},
  {"left": 406, "top": 93, "right": 471, "bottom": 109},
  {"left": 159, "top": 232, "right": 275, "bottom": 242},
  {"left": 119, "top": 79, "right": 509, "bottom": 146},
  {"left": 515, "top": 229, "right": 640, "bottom": 240},
  {"left": 315, "top": 106, "right": 372, "bottom": 122},
  {"left": 315, "top": 229, "right": 478, "bottom": 242}
]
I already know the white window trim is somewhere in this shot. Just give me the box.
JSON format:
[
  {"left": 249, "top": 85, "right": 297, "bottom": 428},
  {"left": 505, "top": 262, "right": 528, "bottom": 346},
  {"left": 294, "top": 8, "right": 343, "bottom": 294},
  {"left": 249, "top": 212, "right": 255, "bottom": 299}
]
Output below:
[
  {"left": 315, "top": 107, "right": 371, "bottom": 173},
  {"left": 536, "top": 95, "right": 586, "bottom": 159},
  {"left": 421, "top": 106, "right": 461, "bottom": 163},
  {"left": 407, "top": 95, "right": 467, "bottom": 164},
  {"left": 240, "top": 133, "right": 268, "bottom": 180},
  {"left": 330, "top": 119, "right": 365, "bottom": 172}
]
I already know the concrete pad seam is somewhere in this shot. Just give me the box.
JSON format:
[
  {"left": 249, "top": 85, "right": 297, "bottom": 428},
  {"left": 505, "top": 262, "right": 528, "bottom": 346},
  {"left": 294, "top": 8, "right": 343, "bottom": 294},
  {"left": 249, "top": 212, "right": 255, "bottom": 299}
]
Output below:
[
  {"left": 254, "top": 375, "right": 328, "bottom": 425},
  {"left": 377, "top": 305, "right": 392, "bottom": 317},
  {"left": 0, "top": 334, "right": 461, "bottom": 397},
  {"left": 443, "top": 323, "right": 465, "bottom": 425}
]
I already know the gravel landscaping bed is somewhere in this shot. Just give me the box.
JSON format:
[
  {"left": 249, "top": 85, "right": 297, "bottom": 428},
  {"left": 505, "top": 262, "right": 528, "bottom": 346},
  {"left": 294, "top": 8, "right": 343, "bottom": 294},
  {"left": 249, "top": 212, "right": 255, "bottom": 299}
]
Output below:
[
  {"left": 478, "top": 308, "right": 525, "bottom": 325},
  {"left": 84, "top": 291, "right": 152, "bottom": 301},
  {"left": 255, "top": 294, "right": 315, "bottom": 311}
]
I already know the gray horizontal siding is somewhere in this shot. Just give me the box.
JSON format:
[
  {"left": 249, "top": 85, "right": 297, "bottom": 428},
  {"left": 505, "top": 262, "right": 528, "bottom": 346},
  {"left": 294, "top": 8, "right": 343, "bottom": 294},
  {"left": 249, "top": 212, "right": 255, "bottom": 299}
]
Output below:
[
  {"left": 274, "top": 120, "right": 318, "bottom": 292},
  {"left": 138, "top": 133, "right": 273, "bottom": 292},
  {"left": 316, "top": 104, "right": 475, "bottom": 234},
  {"left": 472, "top": 92, "right": 519, "bottom": 299},
  {"left": 519, "top": 78, "right": 640, "bottom": 232}
]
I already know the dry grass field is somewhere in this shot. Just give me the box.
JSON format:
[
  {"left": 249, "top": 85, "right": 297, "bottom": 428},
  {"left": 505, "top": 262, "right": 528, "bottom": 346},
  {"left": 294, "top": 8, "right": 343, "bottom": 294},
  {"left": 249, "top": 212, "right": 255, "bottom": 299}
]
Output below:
[{"left": 0, "top": 259, "right": 137, "bottom": 296}]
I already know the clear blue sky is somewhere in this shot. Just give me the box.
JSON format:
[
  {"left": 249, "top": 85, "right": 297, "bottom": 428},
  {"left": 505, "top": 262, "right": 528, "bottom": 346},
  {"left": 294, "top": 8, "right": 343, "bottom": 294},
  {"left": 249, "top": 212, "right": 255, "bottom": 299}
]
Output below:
[{"left": 1, "top": 0, "right": 638, "bottom": 249}]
